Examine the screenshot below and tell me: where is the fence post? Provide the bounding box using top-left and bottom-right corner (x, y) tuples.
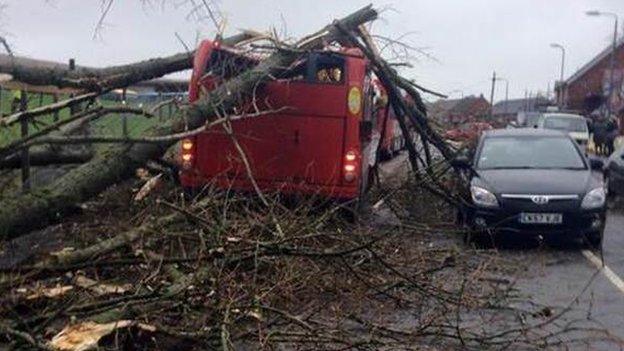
(68, 59), (79, 118)
(158, 92), (163, 120)
(52, 93), (59, 122)
(122, 88), (128, 137)
(20, 89), (30, 192)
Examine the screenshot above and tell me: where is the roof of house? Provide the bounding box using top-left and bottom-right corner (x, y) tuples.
(565, 38), (624, 86)
(492, 97), (551, 115)
(428, 95), (489, 119)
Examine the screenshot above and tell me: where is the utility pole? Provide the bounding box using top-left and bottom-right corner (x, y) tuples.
(489, 71), (496, 119)
(610, 16), (618, 117)
(502, 79), (509, 114)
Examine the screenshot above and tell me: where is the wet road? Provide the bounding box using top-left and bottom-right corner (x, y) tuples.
(378, 153), (624, 348)
(509, 207), (624, 348)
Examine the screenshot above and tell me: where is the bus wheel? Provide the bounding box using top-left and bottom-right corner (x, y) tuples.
(379, 149), (391, 161)
(338, 200), (360, 223)
(183, 186), (199, 201)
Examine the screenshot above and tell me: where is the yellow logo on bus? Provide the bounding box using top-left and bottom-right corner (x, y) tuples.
(347, 86), (362, 116)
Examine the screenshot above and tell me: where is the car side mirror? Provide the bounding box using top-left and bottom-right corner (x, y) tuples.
(451, 154), (471, 169)
(589, 158), (604, 171)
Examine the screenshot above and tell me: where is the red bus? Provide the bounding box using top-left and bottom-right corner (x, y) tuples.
(374, 85), (405, 160)
(179, 40), (399, 200)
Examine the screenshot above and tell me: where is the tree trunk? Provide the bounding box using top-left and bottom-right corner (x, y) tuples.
(0, 33), (256, 92)
(0, 150), (92, 169)
(0, 6), (377, 239)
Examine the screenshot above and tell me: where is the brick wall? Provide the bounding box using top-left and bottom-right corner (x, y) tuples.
(562, 44), (624, 113)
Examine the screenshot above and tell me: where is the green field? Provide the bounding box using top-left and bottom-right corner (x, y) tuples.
(0, 90), (171, 149)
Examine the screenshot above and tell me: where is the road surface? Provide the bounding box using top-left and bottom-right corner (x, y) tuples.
(378, 152), (624, 348)
(509, 207), (624, 348)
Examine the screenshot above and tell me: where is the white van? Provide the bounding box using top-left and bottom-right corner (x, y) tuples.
(537, 113), (590, 151)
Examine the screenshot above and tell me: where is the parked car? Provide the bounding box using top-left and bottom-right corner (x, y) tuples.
(516, 111), (541, 128)
(453, 129), (606, 246)
(605, 145), (624, 196)
(537, 113), (590, 152)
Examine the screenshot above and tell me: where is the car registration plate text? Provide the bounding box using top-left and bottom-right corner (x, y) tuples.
(519, 213), (563, 224)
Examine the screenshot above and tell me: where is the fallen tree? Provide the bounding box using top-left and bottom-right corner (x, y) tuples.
(0, 150), (92, 169)
(0, 178), (615, 350)
(0, 6), (379, 238)
(0, 31), (256, 93)
(0, 5), (617, 350)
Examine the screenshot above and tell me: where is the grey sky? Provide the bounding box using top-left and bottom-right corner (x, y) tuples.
(3, 0), (624, 102)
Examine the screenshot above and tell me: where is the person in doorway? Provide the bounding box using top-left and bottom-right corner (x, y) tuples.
(592, 112), (607, 156)
(605, 114), (619, 156)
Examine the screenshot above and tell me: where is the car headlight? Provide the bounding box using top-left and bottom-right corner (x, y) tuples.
(581, 187), (606, 210)
(470, 186), (499, 208)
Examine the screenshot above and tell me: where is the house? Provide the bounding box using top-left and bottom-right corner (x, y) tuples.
(428, 95), (490, 126)
(556, 38), (624, 117)
(491, 96), (551, 126)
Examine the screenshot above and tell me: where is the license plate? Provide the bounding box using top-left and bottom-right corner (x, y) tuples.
(519, 213), (563, 224)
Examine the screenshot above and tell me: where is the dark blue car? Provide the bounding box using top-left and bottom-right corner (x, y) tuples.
(454, 129), (607, 246)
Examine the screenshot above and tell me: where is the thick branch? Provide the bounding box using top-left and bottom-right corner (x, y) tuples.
(0, 32), (257, 92)
(0, 150), (92, 169)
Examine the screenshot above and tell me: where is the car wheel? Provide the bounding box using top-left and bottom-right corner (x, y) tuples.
(603, 173), (613, 199)
(465, 229), (495, 248)
(455, 208), (466, 226)
(608, 175), (616, 197)
(183, 186), (199, 201)
(586, 231), (603, 248)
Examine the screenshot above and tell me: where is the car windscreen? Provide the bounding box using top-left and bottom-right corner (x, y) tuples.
(477, 136), (586, 170)
(543, 117), (587, 132)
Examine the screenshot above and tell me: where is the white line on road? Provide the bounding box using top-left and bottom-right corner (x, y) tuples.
(581, 250), (624, 294)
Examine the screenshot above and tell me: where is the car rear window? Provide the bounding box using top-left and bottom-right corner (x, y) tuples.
(543, 116), (587, 132)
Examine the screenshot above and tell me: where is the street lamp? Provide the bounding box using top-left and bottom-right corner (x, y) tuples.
(489, 72), (509, 119)
(586, 10), (619, 116)
(550, 43), (566, 108)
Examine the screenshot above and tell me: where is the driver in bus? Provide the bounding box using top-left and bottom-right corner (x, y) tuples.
(316, 68), (330, 82)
